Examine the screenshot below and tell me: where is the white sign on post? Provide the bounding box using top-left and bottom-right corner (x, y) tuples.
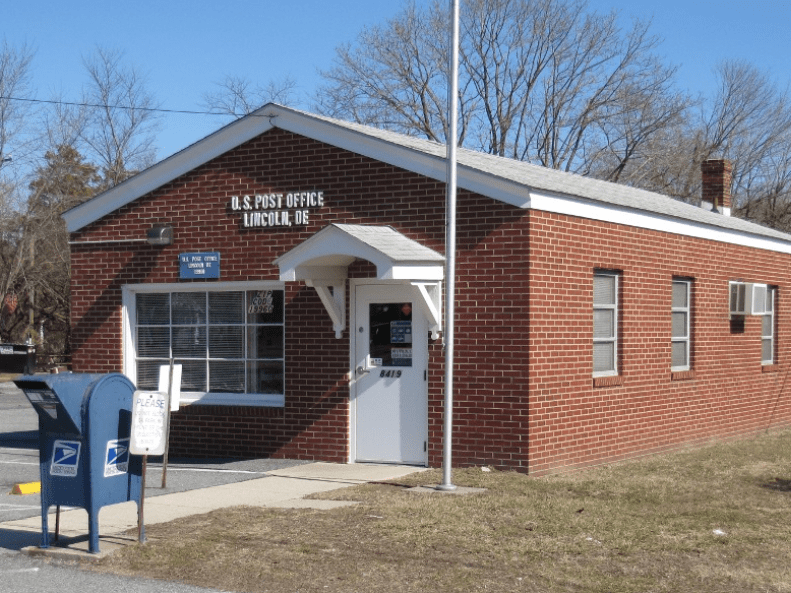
(129, 391), (168, 456)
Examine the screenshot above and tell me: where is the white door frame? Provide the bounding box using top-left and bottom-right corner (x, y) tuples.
(349, 279), (429, 465)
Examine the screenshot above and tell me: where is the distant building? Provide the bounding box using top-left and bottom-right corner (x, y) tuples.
(64, 104), (791, 473)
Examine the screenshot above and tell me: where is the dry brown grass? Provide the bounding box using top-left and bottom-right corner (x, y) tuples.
(93, 428), (791, 592)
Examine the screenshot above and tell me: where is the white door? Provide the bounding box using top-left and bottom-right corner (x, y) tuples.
(353, 284), (428, 465)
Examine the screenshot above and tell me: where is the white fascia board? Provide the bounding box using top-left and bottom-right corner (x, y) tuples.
(387, 265), (445, 281)
(286, 265), (349, 282)
(456, 165), (532, 208)
(64, 114), (278, 233)
(529, 189), (791, 255)
(276, 115), (449, 183)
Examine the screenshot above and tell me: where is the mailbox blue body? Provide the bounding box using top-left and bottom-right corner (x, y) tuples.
(14, 373), (142, 553)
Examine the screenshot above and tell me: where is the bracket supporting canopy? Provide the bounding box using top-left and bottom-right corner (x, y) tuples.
(306, 279), (346, 339)
(412, 281), (442, 340)
(273, 224), (445, 339)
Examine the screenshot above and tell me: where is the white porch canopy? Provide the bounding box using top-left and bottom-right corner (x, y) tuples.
(273, 224), (445, 338)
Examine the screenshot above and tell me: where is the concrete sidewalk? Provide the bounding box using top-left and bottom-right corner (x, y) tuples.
(0, 462), (425, 560)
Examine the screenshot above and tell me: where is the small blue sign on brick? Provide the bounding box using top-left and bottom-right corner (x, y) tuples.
(180, 252), (220, 279)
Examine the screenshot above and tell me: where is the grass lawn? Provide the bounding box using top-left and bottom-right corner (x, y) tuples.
(94, 428), (791, 592)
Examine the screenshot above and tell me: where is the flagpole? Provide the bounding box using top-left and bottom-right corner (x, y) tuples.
(438, 0), (460, 491)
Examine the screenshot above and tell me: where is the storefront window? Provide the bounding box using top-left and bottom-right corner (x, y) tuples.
(135, 289), (284, 399)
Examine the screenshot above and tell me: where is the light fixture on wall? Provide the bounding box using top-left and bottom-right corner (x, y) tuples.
(146, 225), (174, 246)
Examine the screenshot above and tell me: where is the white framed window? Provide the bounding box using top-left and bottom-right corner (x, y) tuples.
(671, 278), (691, 371)
(593, 271), (619, 376)
(123, 281), (285, 407)
(762, 286), (776, 365)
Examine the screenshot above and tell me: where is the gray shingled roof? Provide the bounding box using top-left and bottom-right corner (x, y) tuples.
(332, 224), (445, 263)
(64, 102), (791, 247)
(298, 109), (791, 244)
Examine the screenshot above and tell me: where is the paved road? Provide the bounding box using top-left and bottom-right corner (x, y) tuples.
(0, 550), (233, 593)
(0, 381), (40, 524)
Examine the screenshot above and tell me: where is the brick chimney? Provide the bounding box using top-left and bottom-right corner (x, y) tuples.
(701, 159), (732, 215)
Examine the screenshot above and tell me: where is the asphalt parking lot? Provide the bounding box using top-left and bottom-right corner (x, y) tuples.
(0, 379), (310, 526)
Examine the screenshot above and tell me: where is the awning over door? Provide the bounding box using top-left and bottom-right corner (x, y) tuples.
(274, 224), (444, 338)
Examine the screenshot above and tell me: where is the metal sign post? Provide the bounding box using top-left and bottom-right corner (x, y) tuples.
(154, 360), (181, 488)
(138, 456), (147, 544)
(161, 360), (174, 489)
(130, 388), (168, 544)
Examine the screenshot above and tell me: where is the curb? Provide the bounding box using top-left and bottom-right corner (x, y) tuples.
(10, 481), (41, 495)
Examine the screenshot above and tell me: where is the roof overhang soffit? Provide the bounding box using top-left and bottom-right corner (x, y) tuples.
(273, 224), (445, 338)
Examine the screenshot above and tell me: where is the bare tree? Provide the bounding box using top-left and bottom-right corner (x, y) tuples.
(708, 62), (791, 215)
(0, 144), (100, 353)
(518, 4), (688, 176)
(0, 40), (37, 221)
(0, 45), (159, 357)
(614, 60), (791, 230)
(80, 46), (160, 188)
(317, 1), (453, 141)
(40, 91), (89, 156)
(201, 74), (299, 119)
(0, 40), (35, 163)
(316, 0), (688, 178)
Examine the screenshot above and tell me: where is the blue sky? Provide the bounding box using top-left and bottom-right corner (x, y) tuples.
(3, 0), (790, 161)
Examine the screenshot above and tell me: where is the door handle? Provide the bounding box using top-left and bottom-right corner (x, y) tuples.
(356, 366), (370, 376)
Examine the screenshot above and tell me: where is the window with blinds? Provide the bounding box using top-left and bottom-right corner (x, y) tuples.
(671, 279), (691, 371)
(135, 289), (285, 397)
(593, 271), (619, 376)
(762, 286), (776, 365)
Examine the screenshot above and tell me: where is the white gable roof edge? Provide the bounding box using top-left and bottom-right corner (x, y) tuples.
(63, 111), (279, 232)
(530, 188), (791, 255)
(63, 103), (791, 255)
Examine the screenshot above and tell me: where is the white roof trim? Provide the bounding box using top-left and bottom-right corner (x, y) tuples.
(63, 103), (532, 233)
(529, 188), (791, 255)
(64, 113), (278, 232)
(63, 103), (791, 255)
(273, 224), (445, 282)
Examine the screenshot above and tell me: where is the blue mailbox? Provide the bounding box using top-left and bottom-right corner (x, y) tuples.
(14, 373), (142, 553)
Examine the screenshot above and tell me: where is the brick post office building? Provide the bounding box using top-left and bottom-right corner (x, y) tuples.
(63, 103), (791, 474)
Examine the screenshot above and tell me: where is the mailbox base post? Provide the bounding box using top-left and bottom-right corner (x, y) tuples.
(40, 503), (50, 549)
(89, 512), (100, 554)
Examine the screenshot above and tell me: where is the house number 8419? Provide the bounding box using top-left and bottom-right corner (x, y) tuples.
(380, 370), (402, 378)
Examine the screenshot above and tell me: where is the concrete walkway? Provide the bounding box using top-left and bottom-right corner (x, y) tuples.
(0, 462), (425, 560)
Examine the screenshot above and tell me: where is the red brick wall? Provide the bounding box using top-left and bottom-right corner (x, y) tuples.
(68, 128), (447, 462)
(69, 126), (791, 472)
(438, 198), (530, 469)
(527, 210), (791, 473)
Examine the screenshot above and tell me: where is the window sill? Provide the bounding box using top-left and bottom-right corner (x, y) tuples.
(671, 370), (696, 381)
(180, 393), (285, 407)
(762, 364), (780, 373)
(593, 375), (624, 388)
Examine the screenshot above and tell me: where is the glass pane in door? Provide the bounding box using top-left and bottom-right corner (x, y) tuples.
(369, 302), (413, 367)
